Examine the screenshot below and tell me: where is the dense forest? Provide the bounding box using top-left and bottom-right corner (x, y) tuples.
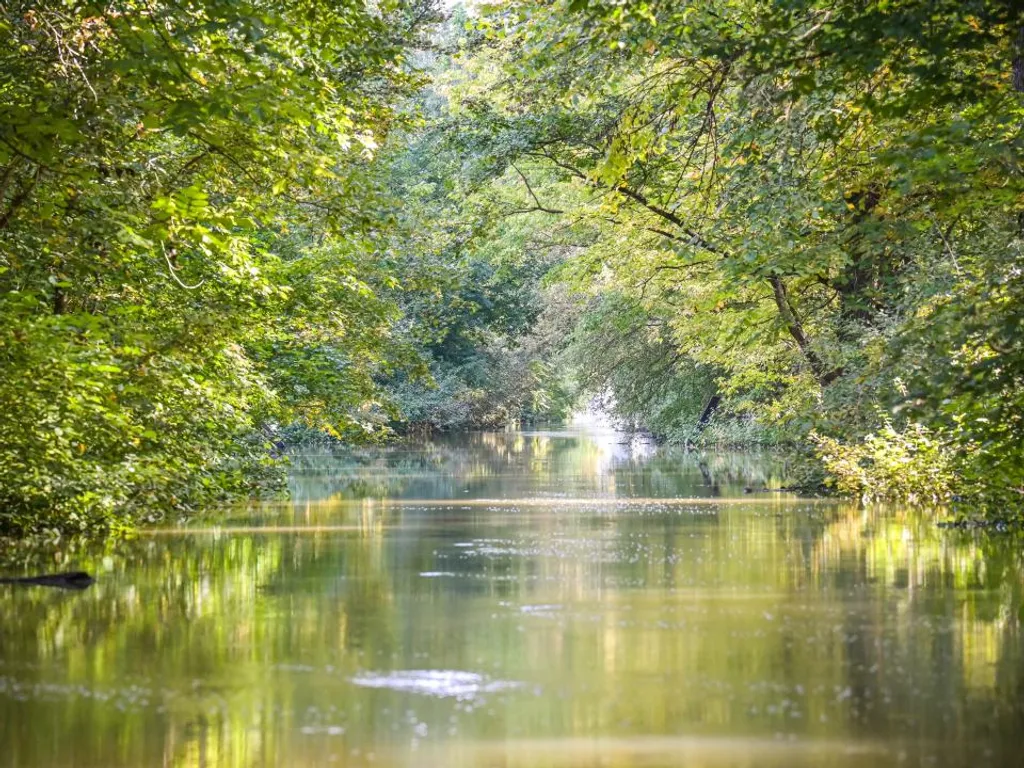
(2, 0), (1023, 536)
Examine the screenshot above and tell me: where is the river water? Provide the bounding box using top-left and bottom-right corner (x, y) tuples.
(1, 424), (1023, 767)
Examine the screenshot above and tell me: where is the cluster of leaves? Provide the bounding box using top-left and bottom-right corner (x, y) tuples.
(812, 423), (957, 505)
(566, 293), (713, 438)
(5, 0), (1024, 534)
(0, 0), (440, 536)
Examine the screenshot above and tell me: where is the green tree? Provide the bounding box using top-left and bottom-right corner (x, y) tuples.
(438, 0), (1024, 505)
(0, 0), (440, 535)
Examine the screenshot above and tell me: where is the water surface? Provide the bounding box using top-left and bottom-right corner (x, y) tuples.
(1, 425), (1022, 767)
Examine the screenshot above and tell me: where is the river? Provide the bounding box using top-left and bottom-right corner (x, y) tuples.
(1, 423), (1022, 767)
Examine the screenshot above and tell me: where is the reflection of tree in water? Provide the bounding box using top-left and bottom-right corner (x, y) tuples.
(2, 495), (1024, 766)
(0, 532), (406, 767)
(284, 432), (795, 504)
(800, 511), (1024, 756)
(285, 433), (535, 502)
(611, 449), (789, 498)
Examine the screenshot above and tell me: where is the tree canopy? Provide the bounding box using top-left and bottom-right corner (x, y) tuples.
(435, 0), (1024, 505)
(2, 0), (1023, 535)
(0, 0), (437, 533)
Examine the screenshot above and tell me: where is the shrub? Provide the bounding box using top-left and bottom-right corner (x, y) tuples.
(812, 422), (957, 504)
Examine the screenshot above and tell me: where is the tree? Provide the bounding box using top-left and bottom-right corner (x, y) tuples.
(0, 0), (440, 535)
(442, 0), (1024, 501)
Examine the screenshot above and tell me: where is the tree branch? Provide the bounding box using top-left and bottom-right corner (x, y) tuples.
(510, 163), (563, 214)
(527, 150), (721, 255)
(768, 275), (841, 384)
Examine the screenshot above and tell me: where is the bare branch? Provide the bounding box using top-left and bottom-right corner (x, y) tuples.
(510, 163), (563, 214)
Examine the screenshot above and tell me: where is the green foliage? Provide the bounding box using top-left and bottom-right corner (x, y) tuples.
(0, 0), (440, 536)
(373, 33), (583, 433)
(425, 0), (1024, 512)
(4, 0), (1024, 533)
(812, 423), (957, 504)
(564, 292), (785, 445)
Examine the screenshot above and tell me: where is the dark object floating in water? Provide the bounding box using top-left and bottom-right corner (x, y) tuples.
(0, 571), (95, 590)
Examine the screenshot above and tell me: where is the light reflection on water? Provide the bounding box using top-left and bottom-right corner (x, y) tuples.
(350, 670), (523, 699)
(0, 423), (1022, 767)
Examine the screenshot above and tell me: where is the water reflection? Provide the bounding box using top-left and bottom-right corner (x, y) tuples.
(0, 426), (1022, 767)
(283, 426), (792, 505)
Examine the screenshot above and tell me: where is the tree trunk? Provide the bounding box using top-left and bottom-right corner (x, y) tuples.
(696, 394), (721, 428)
(1014, 26), (1024, 93)
(0, 571), (94, 590)
(1014, 26), (1023, 234)
(768, 275), (834, 385)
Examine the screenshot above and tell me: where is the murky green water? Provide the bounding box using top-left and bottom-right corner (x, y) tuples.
(2, 425), (1023, 767)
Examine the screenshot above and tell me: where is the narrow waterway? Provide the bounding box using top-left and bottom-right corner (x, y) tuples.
(1, 423), (1022, 767)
